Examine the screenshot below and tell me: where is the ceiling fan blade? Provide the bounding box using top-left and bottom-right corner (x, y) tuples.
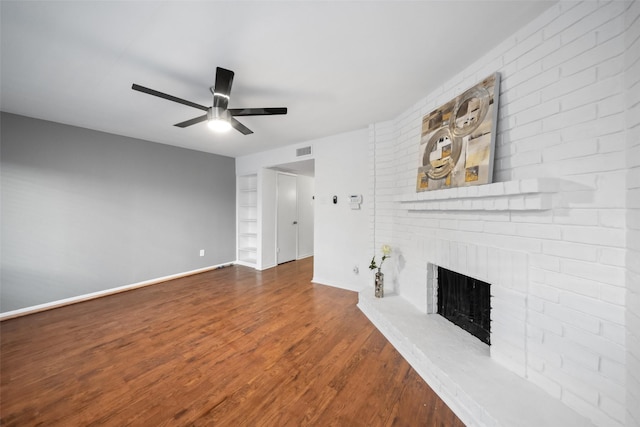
(230, 117), (253, 135)
(174, 114), (208, 128)
(212, 67), (235, 110)
(132, 84), (209, 112)
(228, 107), (288, 117)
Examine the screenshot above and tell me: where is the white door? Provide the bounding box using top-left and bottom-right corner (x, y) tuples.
(277, 173), (297, 264)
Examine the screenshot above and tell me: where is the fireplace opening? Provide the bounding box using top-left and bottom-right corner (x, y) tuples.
(437, 266), (491, 345)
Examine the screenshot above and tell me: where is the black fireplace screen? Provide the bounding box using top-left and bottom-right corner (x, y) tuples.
(437, 267), (491, 345)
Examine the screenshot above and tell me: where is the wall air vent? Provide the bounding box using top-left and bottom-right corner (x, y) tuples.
(296, 146), (312, 157)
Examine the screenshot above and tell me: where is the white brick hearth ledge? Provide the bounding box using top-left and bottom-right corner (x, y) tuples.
(397, 178), (560, 211)
(357, 293), (592, 427)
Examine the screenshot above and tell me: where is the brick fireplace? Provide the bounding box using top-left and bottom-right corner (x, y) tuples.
(398, 179), (556, 378)
(359, 1), (637, 426)
(359, 179), (593, 426)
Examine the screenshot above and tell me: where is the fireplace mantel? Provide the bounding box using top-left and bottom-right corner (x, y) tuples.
(397, 178), (560, 212)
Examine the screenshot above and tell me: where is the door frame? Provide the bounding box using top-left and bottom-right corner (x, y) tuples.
(275, 172), (298, 264)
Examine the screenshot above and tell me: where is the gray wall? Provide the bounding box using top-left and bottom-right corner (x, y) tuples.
(1, 112), (236, 312)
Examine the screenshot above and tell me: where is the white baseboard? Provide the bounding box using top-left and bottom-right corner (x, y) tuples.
(234, 259), (257, 268)
(311, 276), (361, 292)
(258, 263), (277, 271)
(0, 262), (234, 321)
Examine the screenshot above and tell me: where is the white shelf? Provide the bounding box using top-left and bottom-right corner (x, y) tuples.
(237, 174), (259, 267)
(397, 178), (561, 212)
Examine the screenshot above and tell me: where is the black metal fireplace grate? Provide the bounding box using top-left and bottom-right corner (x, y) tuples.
(437, 266), (491, 345)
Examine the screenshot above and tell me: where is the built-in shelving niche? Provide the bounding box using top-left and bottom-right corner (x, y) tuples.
(237, 174), (258, 266)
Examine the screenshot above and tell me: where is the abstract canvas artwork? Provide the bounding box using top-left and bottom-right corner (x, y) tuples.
(416, 73), (500, 192)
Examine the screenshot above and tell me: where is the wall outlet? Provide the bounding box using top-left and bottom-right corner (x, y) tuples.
(199, 249), (205, 257)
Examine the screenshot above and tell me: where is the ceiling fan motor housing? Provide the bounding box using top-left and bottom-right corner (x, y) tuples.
(208, 107), (231, 122)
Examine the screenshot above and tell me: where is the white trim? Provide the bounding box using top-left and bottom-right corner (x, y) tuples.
(235, 259), (258, 269)
(311, 276), (361, 293)
(0, 262), (234, 321)
(257, 262), (277, 271)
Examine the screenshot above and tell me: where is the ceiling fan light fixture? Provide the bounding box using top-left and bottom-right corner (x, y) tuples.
(207, 107), (232, 132)
(207, 118), (232, 132)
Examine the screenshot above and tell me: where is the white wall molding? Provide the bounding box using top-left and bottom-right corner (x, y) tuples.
(0, 262), (234, 321)
(311, 276), (363, 292)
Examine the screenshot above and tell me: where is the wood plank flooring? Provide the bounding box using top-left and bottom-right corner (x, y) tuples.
(0, 258), (464, 426)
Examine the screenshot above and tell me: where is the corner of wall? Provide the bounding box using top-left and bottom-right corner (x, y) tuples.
(625, 1), (640, 426)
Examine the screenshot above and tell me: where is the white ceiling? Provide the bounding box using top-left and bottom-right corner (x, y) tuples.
(1, 1), (555, 159)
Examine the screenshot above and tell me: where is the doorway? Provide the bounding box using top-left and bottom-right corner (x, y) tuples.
(277, 173), (298, 264)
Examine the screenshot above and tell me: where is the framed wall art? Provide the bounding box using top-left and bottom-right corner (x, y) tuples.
(416, 73), (500, 192)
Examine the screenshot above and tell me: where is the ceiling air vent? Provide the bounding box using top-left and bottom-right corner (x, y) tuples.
(296, 146), (312, 157)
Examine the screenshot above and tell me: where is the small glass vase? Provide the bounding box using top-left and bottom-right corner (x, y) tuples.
(375, 271), (384, 298)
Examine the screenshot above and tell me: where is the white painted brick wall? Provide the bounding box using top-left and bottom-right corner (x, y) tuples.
(367, 2), (637, 426)
(369, 121), (397, 295)
(625, 1), (640, 426)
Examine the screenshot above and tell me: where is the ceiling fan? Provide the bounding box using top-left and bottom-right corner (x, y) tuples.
(132, 67), (287, 135)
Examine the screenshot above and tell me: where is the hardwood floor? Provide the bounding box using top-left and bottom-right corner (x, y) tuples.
(0, 258), (464, 426)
